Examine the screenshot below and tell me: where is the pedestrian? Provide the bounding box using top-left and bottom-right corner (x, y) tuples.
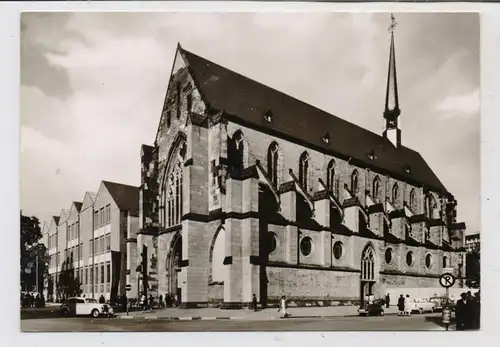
(278, 296), (288, 318)
(140, 293), (146, 312)
(385, 293), (390, 309)
(149, 294), (154, 311)
(99, 294), (105, 304)
(456, 292), (468, 330)
(397, 294), (405, 316)
(404, 294), (412, 316)
(473, 291), (481, 329)
(159, 294), (164, 308)
(252, 294), (258, 312)
(121, 293), (127, 312)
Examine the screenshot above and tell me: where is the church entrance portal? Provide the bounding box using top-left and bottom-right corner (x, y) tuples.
(168, 233), (182, 304)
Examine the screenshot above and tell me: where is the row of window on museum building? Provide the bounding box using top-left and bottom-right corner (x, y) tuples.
(227, 132), (440, 218)
(49, 234), (111, 268)
(266, 232), (450, 270)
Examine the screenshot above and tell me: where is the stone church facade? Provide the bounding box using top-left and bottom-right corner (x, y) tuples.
(136, 28), (467, 308)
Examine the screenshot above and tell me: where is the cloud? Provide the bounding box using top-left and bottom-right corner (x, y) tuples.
(435, 89), (480, 117)
(20, 12), (480, 235)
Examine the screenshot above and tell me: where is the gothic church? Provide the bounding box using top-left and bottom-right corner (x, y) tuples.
(135, 22), (467, 308)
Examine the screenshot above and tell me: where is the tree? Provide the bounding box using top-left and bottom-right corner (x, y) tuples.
(466, 249), (480, 288)
(20, 212), (49, 292)
(57, 256), (82, 299)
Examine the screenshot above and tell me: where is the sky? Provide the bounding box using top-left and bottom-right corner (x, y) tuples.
(20, 12), (480, 234)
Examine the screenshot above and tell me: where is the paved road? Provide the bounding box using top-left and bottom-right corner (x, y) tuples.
(21, 313), (448, 332)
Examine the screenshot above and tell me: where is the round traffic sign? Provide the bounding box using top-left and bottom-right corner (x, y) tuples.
(439, 273), (456, 288)
(125, 284), (132, 291)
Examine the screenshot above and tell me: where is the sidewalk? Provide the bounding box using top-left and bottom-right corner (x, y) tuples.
(116, 304), (401, 320)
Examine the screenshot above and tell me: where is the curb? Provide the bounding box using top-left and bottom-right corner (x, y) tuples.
(116, 312), (400, 320)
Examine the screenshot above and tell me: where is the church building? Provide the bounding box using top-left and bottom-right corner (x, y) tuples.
(136, 20), (467, 308)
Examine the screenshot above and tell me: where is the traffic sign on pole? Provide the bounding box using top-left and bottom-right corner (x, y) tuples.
(439, 273), (456, 288)
(125, 284), (132, 291)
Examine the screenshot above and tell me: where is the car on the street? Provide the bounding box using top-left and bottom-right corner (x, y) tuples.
(429, 296), (456, 312)
(358, 300), (385, 316)
(409, 298), (437, 314)
(60, 297), (114, 318)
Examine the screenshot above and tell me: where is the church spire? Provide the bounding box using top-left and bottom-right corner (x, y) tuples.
(383, 13), (402, 148)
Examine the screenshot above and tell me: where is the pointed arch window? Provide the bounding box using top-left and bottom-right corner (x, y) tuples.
(299, 152), (309, 191)
(425, 194), (437, 219)
(351, 170), (359, 195)
(267, 142), (280, 187)
(409, 189), (417, 212)
(327, 160), (336, 194)
(164, 150), (185, 227)
(372, 176), (381, 201)
(228, 131), (244, 173)
(361, 245), (375, 281)
(392, 183), (399, 205)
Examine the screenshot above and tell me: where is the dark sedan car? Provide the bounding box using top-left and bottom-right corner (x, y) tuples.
(358, 300), (385, 316)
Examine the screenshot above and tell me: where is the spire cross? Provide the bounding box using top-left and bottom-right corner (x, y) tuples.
(389, 13), (397, 34)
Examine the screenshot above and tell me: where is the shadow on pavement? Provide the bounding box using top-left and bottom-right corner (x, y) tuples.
(424, 315), (456, 329)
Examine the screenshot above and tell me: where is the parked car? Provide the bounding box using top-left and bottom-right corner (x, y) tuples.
(429, 296), (456, 312)
(358, 300), (385, 316)
(409, 298), (437, 314)
(60, 297), (114, 318)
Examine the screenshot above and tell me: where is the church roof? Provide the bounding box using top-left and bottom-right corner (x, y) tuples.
(102, 181), (140, 217)
(179, 46), (447, 193)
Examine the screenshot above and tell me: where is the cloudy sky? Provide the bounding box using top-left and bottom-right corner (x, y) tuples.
(20, 12), (479, 234)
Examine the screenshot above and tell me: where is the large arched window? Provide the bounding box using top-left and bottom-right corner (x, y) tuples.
(392, 183), (399, 205)
(425, 194), (437, 219)
(267, 142), (280, 187)
(299, 152), (309, 191)
(164, 148), (185, 227)
(409, 189), (417, 212)
(372, 176), (381, 201)
(351, 170), (359, 195)
(211, 228), (226, 282)
(361, 244), (375, 281)
(327, 160), (336, 193)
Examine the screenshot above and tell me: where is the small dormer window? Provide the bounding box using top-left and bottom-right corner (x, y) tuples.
(404, 165), (411, 174)
(368, 150), (375, 160)
(322, 133), (330, 144)
(264, 110), (273, 123)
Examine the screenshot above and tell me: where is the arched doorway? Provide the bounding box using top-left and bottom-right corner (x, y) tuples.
(360, 244), (376, 302)
(167, 233), (182, 303)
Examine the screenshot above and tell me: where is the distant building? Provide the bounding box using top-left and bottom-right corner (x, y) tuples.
(465, 233), (480, 253)
(136, 19), (468, 308)
(41, 181), (139, 301)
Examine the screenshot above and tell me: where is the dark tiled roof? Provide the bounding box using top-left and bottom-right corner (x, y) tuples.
(180, 47), (447, 192)
(102, 181), (140, 217)
(73, 202), (83, 212)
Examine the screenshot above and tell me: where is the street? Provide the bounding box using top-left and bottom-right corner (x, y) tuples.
(21, 313), (449, 332)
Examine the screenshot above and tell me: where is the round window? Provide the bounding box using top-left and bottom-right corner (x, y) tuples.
(268, 233), (277, 253)
(333, 241), (343, 259)
(406, 252), (414, 266)
(300, 237), (312, 256)
(385, 248), (393, 264)
(425, 254), (432, 269)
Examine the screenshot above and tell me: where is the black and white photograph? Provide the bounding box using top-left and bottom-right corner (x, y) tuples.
(19, 11), (480, 332)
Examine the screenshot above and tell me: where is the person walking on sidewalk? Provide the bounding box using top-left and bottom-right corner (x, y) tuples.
(278, 296), (288, 318)
(385, 293), (390, 309)
(252, 294), (258, 312)
(397, 294), (405, 316)
(404, 294), (412, 316)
